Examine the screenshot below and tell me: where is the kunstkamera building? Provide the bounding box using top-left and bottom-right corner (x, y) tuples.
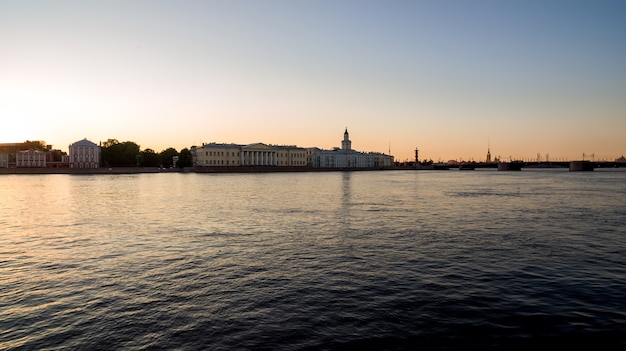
(192, 129), (394, 169)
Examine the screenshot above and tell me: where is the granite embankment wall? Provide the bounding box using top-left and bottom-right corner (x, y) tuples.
(0, 166), (394, 175)
(0, 167), (168, 175)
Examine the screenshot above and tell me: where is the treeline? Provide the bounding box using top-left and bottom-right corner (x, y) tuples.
(100, 139), (192, 168)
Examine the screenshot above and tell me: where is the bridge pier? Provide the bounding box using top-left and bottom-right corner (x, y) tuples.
(497, 161), (524, 171)
(569, 161), (594, 171)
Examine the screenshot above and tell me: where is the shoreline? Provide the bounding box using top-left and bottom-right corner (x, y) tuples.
(0, 166), (396, 175)
(3, 164), (623, 175)
(0, 167), (173, 175)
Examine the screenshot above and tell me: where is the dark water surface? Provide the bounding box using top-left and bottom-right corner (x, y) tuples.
(1, 170), (625, 350)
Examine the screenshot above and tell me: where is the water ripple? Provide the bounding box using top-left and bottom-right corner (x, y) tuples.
(1, 172), (625, 350)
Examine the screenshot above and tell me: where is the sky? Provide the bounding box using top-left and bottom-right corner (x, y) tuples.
(1, 0), (625, 162)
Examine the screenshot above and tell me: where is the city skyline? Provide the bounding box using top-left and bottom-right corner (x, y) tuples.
(2, 0), (625, 162)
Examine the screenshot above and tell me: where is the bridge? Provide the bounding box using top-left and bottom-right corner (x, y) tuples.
(491, 161), (624, 171)
(403, 161), (626, 171)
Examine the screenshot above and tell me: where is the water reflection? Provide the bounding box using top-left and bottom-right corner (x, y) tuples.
(340, 171), (352, 232)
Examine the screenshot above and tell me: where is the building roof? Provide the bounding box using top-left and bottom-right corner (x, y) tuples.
(70, 138), (99, 147)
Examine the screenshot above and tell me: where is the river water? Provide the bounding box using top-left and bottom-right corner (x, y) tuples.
(1, 169), (625, 350)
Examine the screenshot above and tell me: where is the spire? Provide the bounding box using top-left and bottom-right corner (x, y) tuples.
(342, 128), (351, 151)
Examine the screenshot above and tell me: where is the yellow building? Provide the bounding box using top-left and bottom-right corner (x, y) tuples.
(273, 145), (308, 167)
(194, 143), (242, 166)
(193, 143), (308, 167)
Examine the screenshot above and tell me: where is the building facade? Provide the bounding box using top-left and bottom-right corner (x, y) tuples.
(241, 143), (277, 166)
(194, 143), (242, 167)
(0, 153), (8, 168)
(309, 129), (394, 168)
(16, 149), (47, 167)
(274, 146), (308, 166)
(69, 139), (100, 168)
(192, 129), (393, 169)
(193, 142), (307, 167)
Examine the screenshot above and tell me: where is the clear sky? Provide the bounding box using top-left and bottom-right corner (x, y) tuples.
(2, 0), (625, 162)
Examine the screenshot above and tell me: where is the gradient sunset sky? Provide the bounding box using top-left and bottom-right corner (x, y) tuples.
(2, 0), (625, 162)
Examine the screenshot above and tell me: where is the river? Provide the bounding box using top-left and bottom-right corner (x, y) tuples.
(1, 169), (625, 350)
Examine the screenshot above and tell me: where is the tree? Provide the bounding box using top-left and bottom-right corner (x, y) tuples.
(50, 149), (65, 162)
(141, 148), (161, 167)
(178, 148), (193, 168)
(101, 140), (141, 167)
(160, 148), (178, 168)
(21, 140), (47, 150)
(101, 139), (119, 148)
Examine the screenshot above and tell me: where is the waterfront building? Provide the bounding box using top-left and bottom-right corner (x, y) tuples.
(194, 143), (241, 167)
(309, 129), (394, 168)
(274, 145), (308, 167)
(16, 149), (47, 167)
(192, 129), (392, 169)
(69, 139), (100, 168)
(192, 142), (307, 167)
(1, 141), (46, 167)
(241, 143), (277, 166)
(0, 143), (26, 163)
(0, 152), (10, 168)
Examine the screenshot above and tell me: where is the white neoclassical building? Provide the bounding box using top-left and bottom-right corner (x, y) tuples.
(16, 149), (47, 167)
(309, 129), (394, 168)
(69, 138), (100, 168)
